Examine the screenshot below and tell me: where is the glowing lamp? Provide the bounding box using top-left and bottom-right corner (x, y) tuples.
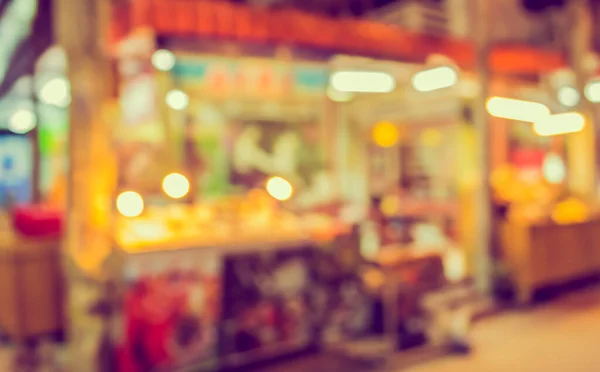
(557, 86), (580, 107)
(38, 77), (71, 107)
(542, 153), (566, 184)
(117, 191), (144, 218)
(372, 121), (399, 148)
(486, 97), (550, 122)
(162, 173), (190, 199)
(411, 66), (458, 92)
(266, 177), (293, 201)
(166, 89), (189, 110)
(330, 71), (395, 93)
(584, 80), (600, 102)
(152, 49), (176, 71)
(8, 109), (37, 134)
(533, 112), (585, 137)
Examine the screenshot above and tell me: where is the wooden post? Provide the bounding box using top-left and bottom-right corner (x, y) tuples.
(471, 0), (492, 293)
(53, 0), (117, 370)
(567, 0), (596, 200)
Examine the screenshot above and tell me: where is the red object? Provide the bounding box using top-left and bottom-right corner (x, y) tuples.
(11, 205), (63, 238)
(511, 149), (545, 169)
(111, 0), (567, 75)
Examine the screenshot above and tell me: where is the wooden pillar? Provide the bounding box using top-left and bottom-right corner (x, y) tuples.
(567, 0), (596, 200)
(471, 0), (493, 293)
(53, 0), (117, 370)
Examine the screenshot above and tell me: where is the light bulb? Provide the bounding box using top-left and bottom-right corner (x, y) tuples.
(8, 109), (36, 134)
(38, 77), (71, 107)
(372, 121), (399, 148)
(411, 66), (458, 92)
(330, 71), (395, 93)
(166, 89), (189, 110)
(486, 97), (550, 122)
(116, 191), (144, 218)
(162, 173), (190, 199)
(557, 86), (580, 107)
(151, 49), (176, 71)
(266, 177), (293, 201)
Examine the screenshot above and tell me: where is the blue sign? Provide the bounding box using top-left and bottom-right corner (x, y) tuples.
(0, 135), (32, 207)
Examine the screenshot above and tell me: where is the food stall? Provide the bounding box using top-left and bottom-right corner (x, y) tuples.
(321, 55), (480, 357)
(488, 75), (600, 303)
(328, 55), (472, 280)
(108, 33), (375, 372)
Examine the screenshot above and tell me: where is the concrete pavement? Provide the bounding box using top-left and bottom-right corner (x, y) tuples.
(250, 286), (600, 372)
(404, 286), (600, 372)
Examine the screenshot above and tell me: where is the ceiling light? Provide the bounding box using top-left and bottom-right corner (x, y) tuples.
(411, 66), (458, 92)
(533, 112), (585, 137)
(557, 86), (580, 107)
(8, 109), (36, 134)
(486, 97), (550, 122)
(330, 71), (395, 93)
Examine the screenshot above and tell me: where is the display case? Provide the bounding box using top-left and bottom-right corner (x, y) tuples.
(106, 34), (366, 371)
(111, 223), (371, 371)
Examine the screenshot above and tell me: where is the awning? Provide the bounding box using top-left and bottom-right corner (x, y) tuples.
(110, 0), (566, 75)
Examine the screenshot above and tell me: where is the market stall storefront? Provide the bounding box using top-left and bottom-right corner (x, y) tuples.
(48, 0), (600, 370)
(109, 33), (377, 372)
(328, 55), (475, 279)
(486, 75), (600, 304)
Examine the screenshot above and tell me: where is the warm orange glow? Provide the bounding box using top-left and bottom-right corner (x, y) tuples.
(372, 121), (399, 148)
(380, 195), (400, 217)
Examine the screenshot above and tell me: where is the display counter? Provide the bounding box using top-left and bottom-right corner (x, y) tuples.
(500, 217), (600, 304)
(112, 226), (372, 372)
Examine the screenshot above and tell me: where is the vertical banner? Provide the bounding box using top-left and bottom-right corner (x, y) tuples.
(117, 250), (223, 372)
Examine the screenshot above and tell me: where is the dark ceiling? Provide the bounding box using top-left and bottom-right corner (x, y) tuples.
(231, 0), (422, 17)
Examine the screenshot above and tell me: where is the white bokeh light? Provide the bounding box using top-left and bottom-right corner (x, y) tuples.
(486, 97), (550, 122)
(533, 112), (585, 137)
(411, 66), (459, 92)
(8, 109), (36, 134)
(330, 71), (395, 93)
(38, 77), (71, 107)
(584, 80), (600, 103)
(162, 173), (190, 199)
(151, 49), (176, 71)
(116, 191), (144, 218)
(557, 86), (580, 107)
(542, 153), (566, 184)
(266, 176), (293, 201)
(165, 89), (189, 110)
